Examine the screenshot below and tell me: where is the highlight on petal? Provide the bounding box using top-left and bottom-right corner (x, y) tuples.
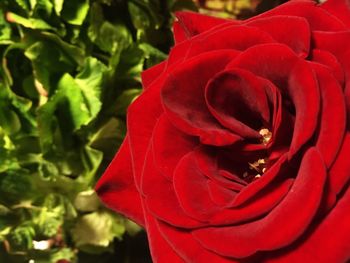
(193, 148), (327, 258)
(95, 138), (145, 226)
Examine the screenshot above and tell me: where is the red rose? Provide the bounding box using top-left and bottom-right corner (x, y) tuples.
(96, 0), (350, 262)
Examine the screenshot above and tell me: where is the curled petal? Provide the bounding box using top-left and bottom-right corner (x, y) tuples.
(193, 148), (327, 258)
(228, 43), (320, 158)
(161, 50), (242, 146)
(205, 68), (270, 139)
(265, 182), (350, 263)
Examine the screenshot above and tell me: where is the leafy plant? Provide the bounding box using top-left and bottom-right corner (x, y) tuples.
(0, 0), (198, 262)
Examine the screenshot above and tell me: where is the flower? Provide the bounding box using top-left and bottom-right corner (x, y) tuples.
(96, 0), (350, 262)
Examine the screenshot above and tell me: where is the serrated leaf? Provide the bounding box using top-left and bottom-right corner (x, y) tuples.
(25, 41), (76, 94)
(37, 57), (107, 152)
(88, 3), (132, 54)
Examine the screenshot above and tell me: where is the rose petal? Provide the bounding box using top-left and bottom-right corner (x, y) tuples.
(142, 144), (205, 228)
(228, 43), (320, 158)
(158, 222), (238, 263)
(144, 212), (185, 263)
(321, 0), (350, 28)
(205, 68), (271, 139)
(325, 133), (350, 209)
(311, 63), (346, 168)
(152, 114), (198, 180)
(313, 31), (350, 124)
(193, 148), (327, 258)
(247, 1), (346, 31)
(173, 11), (234, 42)
(245, 15), (311, 57)
(265, 182), (350, 263)
(231, 153), (288, 207)
(207, 180), (238, 207)
(161, 50), (242, 146)
(142, 61), (167, 89)
(311, 49), (344, 86)
(186, 25), (274, 59)
(173, 151), (221, 221)
(95, 138), (145, 226)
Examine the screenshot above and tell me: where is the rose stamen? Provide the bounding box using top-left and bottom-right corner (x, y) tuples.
(259, 128), (272, 145)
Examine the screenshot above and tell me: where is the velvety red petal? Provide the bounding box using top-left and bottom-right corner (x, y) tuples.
(95, 138), (145, 226)
(321, 0), (350, 28)
(193, 148), (327, 258)
(265, 182), (350, 263)
(186, 25), (274, 59)
(173, 11), (234, 42)
(209, 178), (293, 226)
(205, 68), (270, 139)
(161, 50), (242, 146)
(245, 15), (310, 58)
(247, 1), (346, 31)
(228, 43), (320, 158)
(152, 114), (198, 180)
(158, 222), (238, 263)
(311, 49), (344, 86)
(142, 143), (205, 228)
(311, 63), (346, 168)
(173, 151), (221, 221)
(207, 180), (238, 207)
(313, 31), (350, 124)
(144, 212), (185, 263)
(141, 61), (167, 89)
(325, 133), (350, 209)
(231, 154), (288, 207)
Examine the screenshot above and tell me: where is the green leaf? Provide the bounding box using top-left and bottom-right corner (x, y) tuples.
(6, 12), (54, 30)
(71, 211), (125, 248)
(52, 0), (64, 15)
(88, 3), (132, 54)
(0, 103), (21, 135)
(61, 0), (89, 25)
(37, 57), (107, 152)
(89, 118), (125, 159)
(74, 190), (100, 212)
(8, 223), (35, 251)
(115, 89), (141, 115)
(0, 10), (12, 45)
(24, 41), (77, 94)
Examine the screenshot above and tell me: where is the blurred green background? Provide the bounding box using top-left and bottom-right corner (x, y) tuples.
(0, 0), (287, 262)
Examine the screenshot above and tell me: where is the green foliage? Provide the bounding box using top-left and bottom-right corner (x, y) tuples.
(0, 0), (198, 261)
